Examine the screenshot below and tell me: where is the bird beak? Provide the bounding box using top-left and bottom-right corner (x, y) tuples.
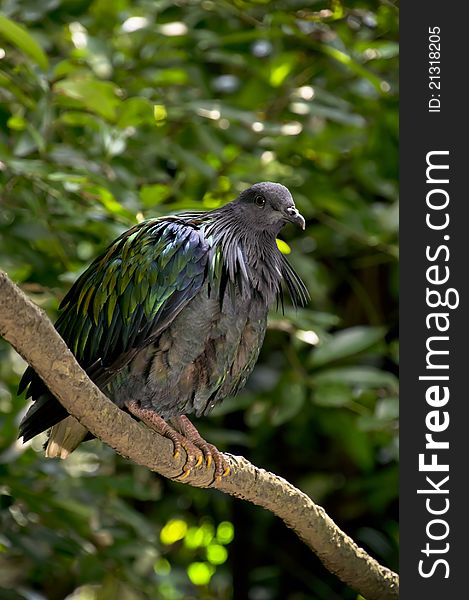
(285, 206), (306, 230)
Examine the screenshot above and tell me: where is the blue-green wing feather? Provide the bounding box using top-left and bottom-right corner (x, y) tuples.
(19, 218), (210, 440)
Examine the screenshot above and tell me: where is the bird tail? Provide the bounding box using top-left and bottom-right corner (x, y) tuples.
(45, 416), (88, 459)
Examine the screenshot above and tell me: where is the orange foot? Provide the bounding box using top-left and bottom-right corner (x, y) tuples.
(171, 415), (231, 481)
(126, 401), (230, 481)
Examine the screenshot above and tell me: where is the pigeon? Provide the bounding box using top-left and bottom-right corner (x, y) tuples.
(19, 182), (308, 478)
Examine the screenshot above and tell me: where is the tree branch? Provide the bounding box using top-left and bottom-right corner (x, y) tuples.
(0, 270), (399, 600)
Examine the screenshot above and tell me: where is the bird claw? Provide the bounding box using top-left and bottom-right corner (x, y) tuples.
(125, 404), (226, 479)
(208, 445), (230, 481)
(179, 467), (192, 481)
(174, 438), (204, 478)
(215, 467), (230, 483)
(172, 443), (181, 460)
(176, 439), (230, 482)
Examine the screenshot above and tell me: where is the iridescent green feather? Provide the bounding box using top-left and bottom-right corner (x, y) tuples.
(19, 219), (212, 398)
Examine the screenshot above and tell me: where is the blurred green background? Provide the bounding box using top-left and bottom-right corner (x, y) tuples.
(0, 1), (398, 599)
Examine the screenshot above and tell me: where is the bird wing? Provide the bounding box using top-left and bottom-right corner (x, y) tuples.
(19, 217), (210, 440)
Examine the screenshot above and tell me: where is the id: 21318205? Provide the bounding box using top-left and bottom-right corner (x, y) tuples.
(428, 26), (441, 113)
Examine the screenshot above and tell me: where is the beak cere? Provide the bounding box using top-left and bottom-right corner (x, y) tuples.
(286, 206), (306, 230)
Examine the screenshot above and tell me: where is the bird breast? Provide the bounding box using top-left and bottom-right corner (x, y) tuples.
(108, 281), (268, 419)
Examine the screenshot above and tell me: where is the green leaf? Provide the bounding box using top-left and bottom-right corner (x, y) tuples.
(7, 115), (27, 130)
(322, 412), (374, 471)
(187, 562), (215, 586)
(276, 238), (291, 254)
(310, 326), (386, 368)
(313, 366), (398, 392)
(357, 397), (399, 431)
(83, 184), (133, 218)
(53, 79), (120, 121)
(269, 52), (298, 87)
(270, 382), (305, 425)
(317, 42), (384, 92)
(0, 15), (48, 70)
(117, 97), (154, 128)
(306, 103), (366, 127)
(140, 184), (172, 208)
(152, 68), (188, 85)
(0, 71), (35, 107)
(312, 382), (352, 407)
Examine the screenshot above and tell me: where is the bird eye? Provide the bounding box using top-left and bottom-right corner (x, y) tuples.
(254, 194), (265, 208)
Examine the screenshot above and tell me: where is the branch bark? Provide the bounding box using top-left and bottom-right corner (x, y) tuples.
(0, 270), (399, 600)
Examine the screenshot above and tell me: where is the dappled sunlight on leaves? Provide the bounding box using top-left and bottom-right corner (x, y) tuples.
(0, 0), (397, 598)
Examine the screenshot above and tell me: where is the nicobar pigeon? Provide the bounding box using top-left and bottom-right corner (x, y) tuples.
(19, 182), (308, 478)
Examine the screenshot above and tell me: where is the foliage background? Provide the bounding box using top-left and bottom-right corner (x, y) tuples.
(0, 1), (398, 599)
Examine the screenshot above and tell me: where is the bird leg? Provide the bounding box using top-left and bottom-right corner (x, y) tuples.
(126, 401), (203, 478)
(170, 415), (230, 480)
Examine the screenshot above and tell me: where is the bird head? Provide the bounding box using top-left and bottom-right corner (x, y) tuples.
(234, 182), (305, 234)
